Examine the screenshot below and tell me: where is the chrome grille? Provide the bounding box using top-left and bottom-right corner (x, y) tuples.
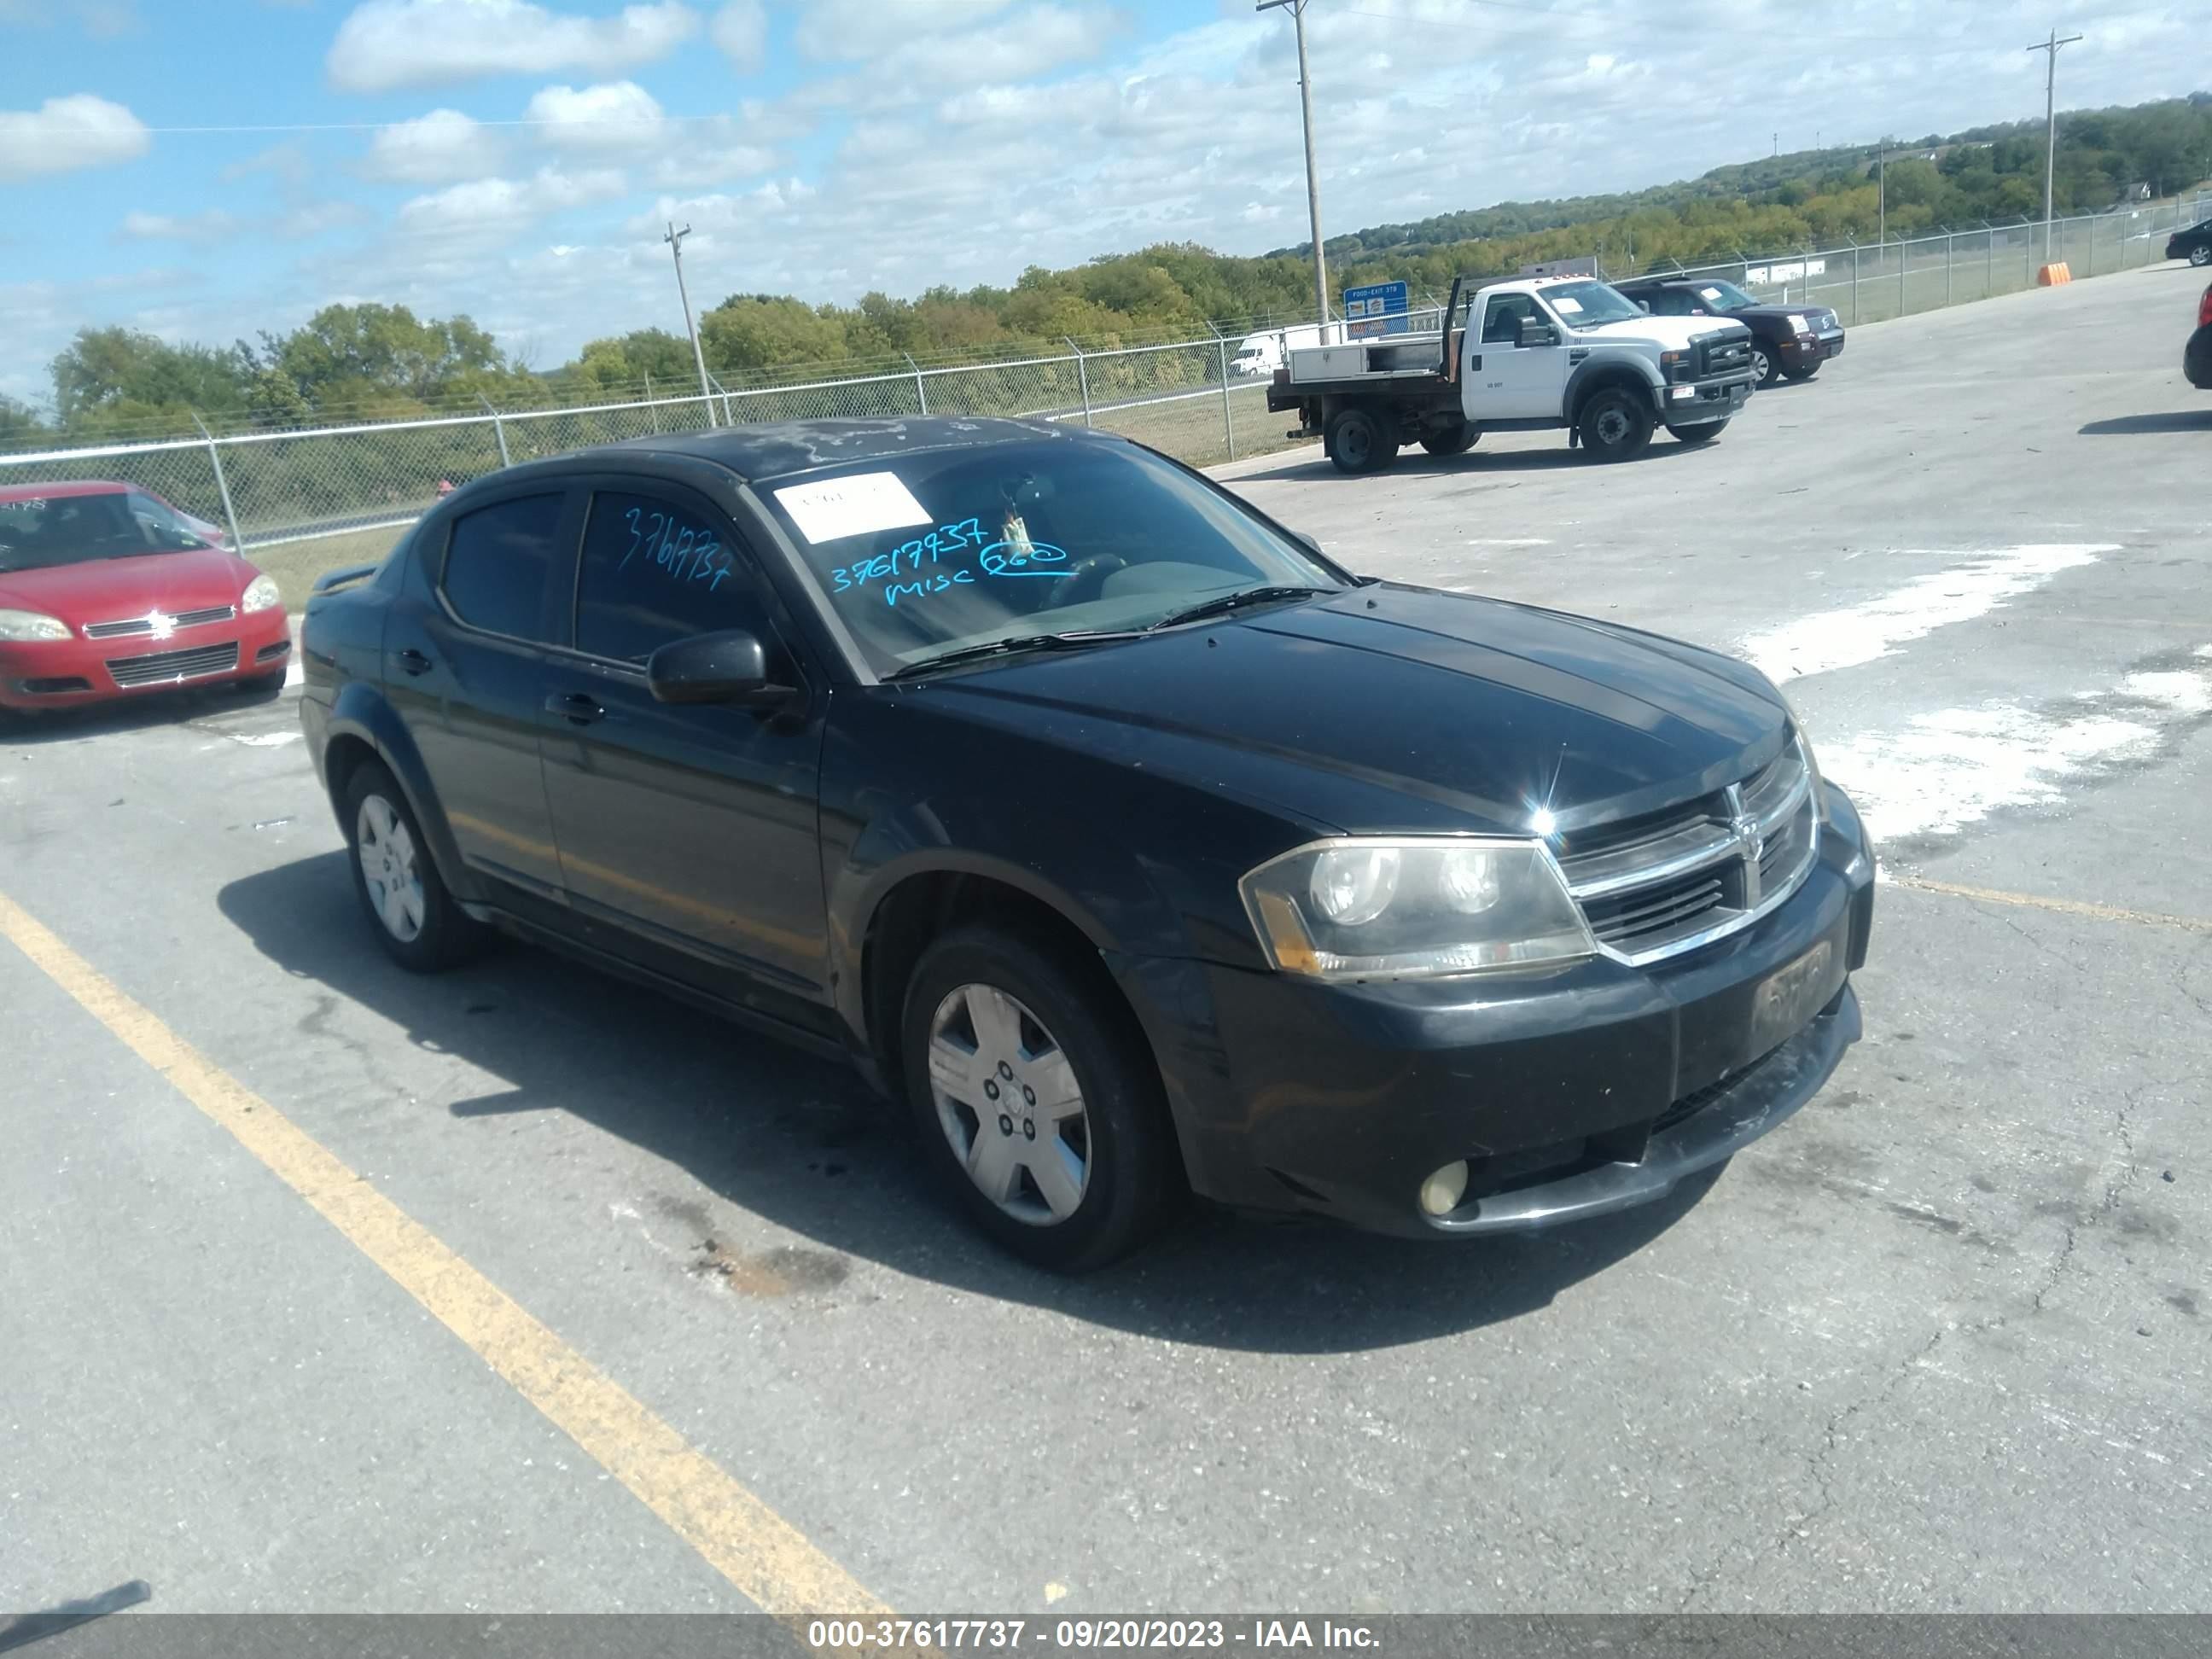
(106, 641), (240, 687)
(1556, 734), (1819, 966)
(84, 604), (236, 640)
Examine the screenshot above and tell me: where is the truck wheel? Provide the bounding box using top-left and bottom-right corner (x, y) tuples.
(1749, 344), (1781, 389)
(1576, 387), (1654, 463)
(1419, 422), (1478, 457)
(1671, 421), (1726, 445)
(1324, 406), (1394, 474)
(1780, 362), (1820, 382)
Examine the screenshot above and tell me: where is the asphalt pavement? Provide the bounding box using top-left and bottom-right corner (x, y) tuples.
(3, 263), (2208, 1623)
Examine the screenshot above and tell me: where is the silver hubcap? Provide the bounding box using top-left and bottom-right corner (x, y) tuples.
(1593, 406), (1631, 445)
(1754, 347), (1772, 381)
(928, 983), (1089, 1226)
(356, 795), (426, 943)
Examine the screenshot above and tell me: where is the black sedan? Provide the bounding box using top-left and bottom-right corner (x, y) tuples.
(2167, 216), (2212, 268)
(299, 418), (1876, 1269)
(1613, 276), (1845, 389)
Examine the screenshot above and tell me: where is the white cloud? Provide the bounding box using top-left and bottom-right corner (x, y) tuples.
(120, 208), (242, 244)
(708, 0), (763, 72)
(806, 3), (1125, 96)
(222, 140), (313, 187)
(326, 0), (698, 92)
(524, 79), (665, 151)
(274, 201), (371, 240)
(394, 165), (629, 244)
(792, 0), (1015, 61)
(0, 93), (148, 181)
(364, 108), (506, 183)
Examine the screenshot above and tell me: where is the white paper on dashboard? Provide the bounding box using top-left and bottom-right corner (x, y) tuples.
(1552, 295), (1584, 314)
(773, 472), (934, 544)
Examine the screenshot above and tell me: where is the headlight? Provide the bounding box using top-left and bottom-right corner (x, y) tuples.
(0, 608), (71, 642)
(241, 573), (282, 613)
(1778, 691), (1827, 824)
(1241, 836), (1595, 981)
(1785, 314), (1809, 334)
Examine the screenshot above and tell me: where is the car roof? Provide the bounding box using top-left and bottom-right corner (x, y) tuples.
(590, 416), (1095, 486)
(0, 480), (137, 503)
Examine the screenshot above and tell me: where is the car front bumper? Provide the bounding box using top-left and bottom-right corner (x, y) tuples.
(0, 608), (291, 710)
(1654, 373), (1753, 426)
(1110, 783), (1877, 1239)
(1781, 330), (1846, 364)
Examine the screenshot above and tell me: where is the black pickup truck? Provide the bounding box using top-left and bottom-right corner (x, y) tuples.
(1611, 276), (1846, 390)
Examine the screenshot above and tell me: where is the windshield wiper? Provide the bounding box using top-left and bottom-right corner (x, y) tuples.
(885, 629), (1139, 681)
(1146, 585), (1331, 632)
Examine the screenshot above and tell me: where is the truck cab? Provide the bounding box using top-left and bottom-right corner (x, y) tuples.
(1267, 275), (1757, 473)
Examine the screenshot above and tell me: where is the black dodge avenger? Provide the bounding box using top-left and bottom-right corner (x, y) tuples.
(300, 418), (1875, 1270)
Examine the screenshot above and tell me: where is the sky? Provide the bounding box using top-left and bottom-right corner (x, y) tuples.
(0, 0), (2202, 409)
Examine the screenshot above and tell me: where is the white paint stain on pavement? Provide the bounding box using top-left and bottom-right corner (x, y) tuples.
(1740, 544), (2113, 683)
(1823, 649), (2212, 842)
(228, 731), (300, 748)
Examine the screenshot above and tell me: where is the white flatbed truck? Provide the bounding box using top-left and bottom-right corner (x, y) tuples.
(1267, 273), (1758, 473)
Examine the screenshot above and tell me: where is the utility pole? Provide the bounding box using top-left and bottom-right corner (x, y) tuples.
(1877, 141), (1889, 249)
(1257, 0), (1328, 335)
(2025, 29), (2083, 260)
(663, 220), (715, 425)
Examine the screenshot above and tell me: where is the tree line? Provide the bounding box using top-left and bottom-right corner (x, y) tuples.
(7, 91), (2205, 450)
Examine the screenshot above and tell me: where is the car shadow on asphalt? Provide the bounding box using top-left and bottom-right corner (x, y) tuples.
(1231, 439), (1709, 486)
(0, 682), (286, 746)
(2077, 410), (2212, 436)
(218, 851), (1720, 1355)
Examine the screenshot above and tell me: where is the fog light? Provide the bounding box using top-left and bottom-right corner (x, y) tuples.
(1420, 1160), (1470, 1217)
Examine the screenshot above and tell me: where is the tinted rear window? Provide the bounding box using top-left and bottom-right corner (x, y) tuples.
(441, 494), (565, 640)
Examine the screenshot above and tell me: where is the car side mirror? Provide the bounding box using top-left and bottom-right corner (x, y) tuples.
(1635, 300), (1651, 313)
(646, 630), (794, 710)
(1516, 317), (1558, 348)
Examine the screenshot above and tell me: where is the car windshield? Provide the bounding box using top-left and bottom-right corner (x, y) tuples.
(1543, 280), (1648, 329)
(1692, 281), (1759, 311)
(760, 437), (1342, 678)
(0, 490), (216, 573)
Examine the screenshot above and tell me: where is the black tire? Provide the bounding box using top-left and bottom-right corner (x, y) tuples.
(1671, 421), (1726, 445)
(1419, 422), (1478, 457)
(899, 924), (1179, 1272)
(341, 760), (485, 972)
(1780, 362), (1820, 383)
(1324, 405), (1394, 474)
(1749, 342), (1782, 389)
(1575, 386), (1655, 463)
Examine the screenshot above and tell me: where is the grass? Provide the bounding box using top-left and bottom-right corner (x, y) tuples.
(247, 523), (410, 613)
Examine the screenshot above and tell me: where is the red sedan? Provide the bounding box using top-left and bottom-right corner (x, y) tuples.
(0, 480), (291, 712)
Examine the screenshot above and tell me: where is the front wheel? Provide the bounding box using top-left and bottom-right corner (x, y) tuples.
(342, 760), (485, 971)
(1324, 405), (1395, 474)
(901, 925), (1178, 1271)
(1780, 362), (1820, 383)
(1576, 387), (1655, 463)
(1419, 422), (1478, 457)
(1749, 343), (1781, 388)
(2191, 245), (2211, 268)
(1671, 421), (1726, 445)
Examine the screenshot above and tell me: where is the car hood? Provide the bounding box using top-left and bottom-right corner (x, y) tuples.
(0, 546), (256, 623)
(920, 585), (1789, 837)
(1724, 303), (1839, 328)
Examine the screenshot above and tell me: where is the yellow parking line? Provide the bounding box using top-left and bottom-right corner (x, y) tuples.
(1883, 872), (2212, 934)
(0, 888), (886, 1619)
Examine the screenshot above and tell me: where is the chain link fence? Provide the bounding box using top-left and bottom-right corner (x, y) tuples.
(4, 196), (2204, 589)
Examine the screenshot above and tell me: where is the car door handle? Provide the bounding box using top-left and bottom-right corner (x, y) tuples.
(395, 648), (434, 676)
(545, 692), (605, 725)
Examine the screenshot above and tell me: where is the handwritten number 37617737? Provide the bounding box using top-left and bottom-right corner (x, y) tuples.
(621, 506), (732, 591)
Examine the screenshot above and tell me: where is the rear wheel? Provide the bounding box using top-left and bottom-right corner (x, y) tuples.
(900, 925), (1178, 1271)
(1576, 387), (1655, 463)
(2191, 245), (2211, 267)
(341, 760), (484, 971)
(1324, 405), (1394, 474)
(1749, 343), (1781, 389)
(1419, 422), (1478, 457)
(1671, 421), (1726, 445)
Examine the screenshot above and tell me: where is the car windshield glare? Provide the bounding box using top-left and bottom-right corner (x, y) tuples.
(760, 438), (1343, 678)
(1543, 281), (1647, 329)
(0, 491), (214, 573)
